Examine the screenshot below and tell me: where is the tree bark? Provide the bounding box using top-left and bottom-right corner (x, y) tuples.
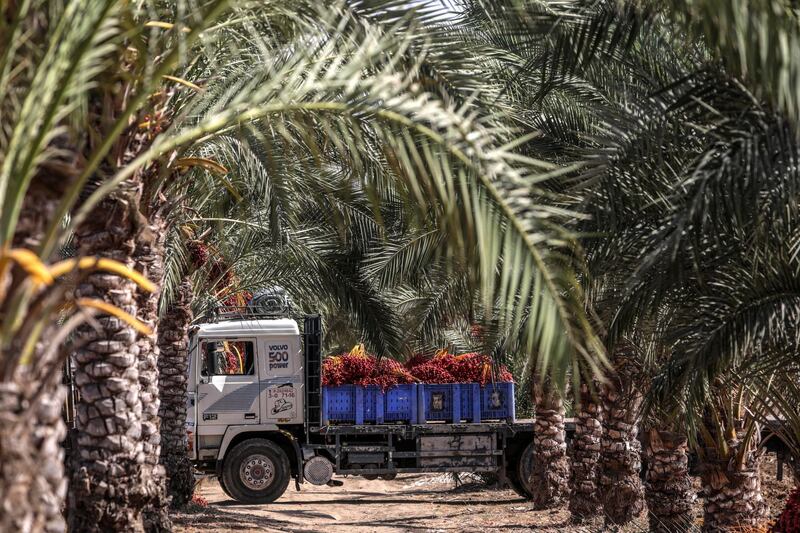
(531, 376), (569, 509)
(68, 185), (149, 532)
(700, 438), (769, 532)
(0, 381), (67, 533)
(568, 381), (603, 522)
(157, 279), (195, 508)
(598, 343), (645, 527)
(0, 175), (75, 532)
(133, 214), (171, 531)
(644, 428), (693, 533)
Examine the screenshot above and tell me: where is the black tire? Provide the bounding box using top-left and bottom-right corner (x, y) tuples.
(222, 438), (291, 504)
(361, 464), (379, 481)
(505, 467), (526, 497)
(506, 441), (535, 500)
(217, 475), (234, 500)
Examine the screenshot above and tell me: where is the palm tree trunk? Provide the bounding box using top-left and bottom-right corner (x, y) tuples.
(68, 185), (149, 532)
(133, 214), (171, 531)
(157, 279), (195, 508)
(531, 375), (569, 509)
(568, 381), (603, 522)
(598, 343), (645, 527)
(644, 428), (693, 533)
(0, 380), (67, 533)
(700, 440), (768, 532)
(0, 176), (73, 532)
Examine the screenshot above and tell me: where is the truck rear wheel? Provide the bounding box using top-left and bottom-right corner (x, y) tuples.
(222, 438), (290, 504)
(506, 441), (535, 500)
(362, 464), (379, 481)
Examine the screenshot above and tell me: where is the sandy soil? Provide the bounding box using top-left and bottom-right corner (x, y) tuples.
(173, 456), (794, 533)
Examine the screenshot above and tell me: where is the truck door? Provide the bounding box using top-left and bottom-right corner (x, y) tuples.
(196, 338), (261, 426)
(259, 334), (304, 424)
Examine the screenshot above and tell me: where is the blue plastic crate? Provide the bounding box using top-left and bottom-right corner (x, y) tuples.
(458, 383), (482, 423)
(362, 385), (384, 423)
(419, 383), (507, 423)
(322, 385), (383, 424)
(384, 384), (418, 423)
(480, 382), (515, 421)
(321, 385), (355, 424)
(420, 383), (471, 423)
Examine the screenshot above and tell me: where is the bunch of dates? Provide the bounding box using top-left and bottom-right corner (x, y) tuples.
(323, 346), (513, 388)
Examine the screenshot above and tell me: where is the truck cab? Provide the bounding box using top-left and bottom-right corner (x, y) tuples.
(188, 318), (303, 456)
(187, 313), (538, 504)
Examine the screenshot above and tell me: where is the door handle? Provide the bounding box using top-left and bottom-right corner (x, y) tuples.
(244, 413), (257, 420)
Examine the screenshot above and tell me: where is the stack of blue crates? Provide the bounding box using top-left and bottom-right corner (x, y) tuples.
(417, 382), (514, 423)
(322, 383), (419, 425)
(321, 382), (514, 425)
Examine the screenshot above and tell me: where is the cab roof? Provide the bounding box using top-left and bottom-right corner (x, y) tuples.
(195, 318), (300, 337)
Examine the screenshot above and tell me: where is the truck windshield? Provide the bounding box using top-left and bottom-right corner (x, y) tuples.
(201, 340), (255, 376)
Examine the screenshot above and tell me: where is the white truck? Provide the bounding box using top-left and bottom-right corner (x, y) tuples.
(187, 313), (539, 503)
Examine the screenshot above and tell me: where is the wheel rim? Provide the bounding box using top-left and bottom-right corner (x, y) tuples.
(240, 453), (275, 491)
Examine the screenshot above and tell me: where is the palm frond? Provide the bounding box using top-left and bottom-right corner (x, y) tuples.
(142, 3), (605, 383)
(663, 0), (800, 128)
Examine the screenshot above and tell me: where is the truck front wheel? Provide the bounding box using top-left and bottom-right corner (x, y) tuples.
(218, 475), (234, 500)
(222, 438), (291, 504)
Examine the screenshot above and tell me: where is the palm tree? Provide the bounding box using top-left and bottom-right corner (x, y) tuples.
(2, 200), (74, 533)
(565, 5), (800, 527)
(529, 372), (570, 508)
(638, 338), (695, 532)
(434, 1), (659, 520)
(749, 366), (800, 487)
(568, 380), (604, 522)
(0, 1), (179, 531)
(132, 203), (172, 531)
(157, 278), (195, 509)
(698, 390), (770, 530)
(641, 232), (800, 530)
(438, 2), (799, 528)
(596, 342), (646, 525)
(2, 165), (79, 531)
(62, 5), (520, 528)
(643, 427), (693, 533)
(596, 76), (800, 530)
(24, 1), (800, 530)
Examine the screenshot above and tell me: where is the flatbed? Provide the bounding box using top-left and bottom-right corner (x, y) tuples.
(313, 420), (535, 436)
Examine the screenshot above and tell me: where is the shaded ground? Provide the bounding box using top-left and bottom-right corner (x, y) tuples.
(173, 455), (794, 532)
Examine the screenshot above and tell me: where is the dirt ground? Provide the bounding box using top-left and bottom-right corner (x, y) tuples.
(173, 455), (795, 533)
